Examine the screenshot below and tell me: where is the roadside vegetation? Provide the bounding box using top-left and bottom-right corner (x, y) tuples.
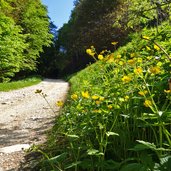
(33, 20), (171, 170)
(1, 0), (171, 170)
(0, 76), (42, 92)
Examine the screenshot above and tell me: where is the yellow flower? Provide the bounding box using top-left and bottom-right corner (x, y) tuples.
(86, 49), (95, 56)
(56, 100), (64, 107)
(138, 90), (148, 96)
(107, 105), (113, 109)
(154, 44), (160, 51)
(122, 75), (132, 83)
(96, 100), (101, 105)
(71, 94), (78, 100)
(128, 59), (135, 65)
(164, 90), (171, 93)
(142, 36), (150, 40)
(111, 41), (118, 45)
(144, 100), (152, 108)
(100, 50), (105, 54)
(99, 97), (105, 101)
(146, 46), (151, 50)
(149, 66), (161, 75)
(119, 61), (124, 65)
(81, 91), (90, 98)
(117, 54), (121, 58)
(107, 54), (114, 63)
(134, 67), (143, 75)
(124, 95), (129, 101)
(137, 58), (143, 63)
(92, 95), (99, 100)
(98, 54), (104, 60)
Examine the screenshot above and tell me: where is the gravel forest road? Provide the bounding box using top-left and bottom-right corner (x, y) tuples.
(0, 79), (69, 171)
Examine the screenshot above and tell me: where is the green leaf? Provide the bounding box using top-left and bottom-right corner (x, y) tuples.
(87, 149), (99, 155)
(49, 153), (67, 163)
(65, 161), (81, 169)
(136, 140), (157, 150)
(66, 134), (79, 139)
(106, 131), (119, 137)
(98, 123), (104, 130)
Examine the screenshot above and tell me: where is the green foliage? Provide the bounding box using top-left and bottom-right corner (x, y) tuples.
(115, 0), (171, 30)
(19, 0), (53, 70)
(0, 0), (52, 81)
(56, 0), (129, 75)
(0, 12), (27, 82)
(35, 22), (171, 170)
(0, 76), (42, 91)
(55, 0), (171, 76)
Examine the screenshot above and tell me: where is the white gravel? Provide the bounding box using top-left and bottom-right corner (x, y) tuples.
(0, 79), (69, 170)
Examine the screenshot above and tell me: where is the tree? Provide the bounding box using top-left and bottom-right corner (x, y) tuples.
(55, 0), (171, 76)
(0, 0), (53, 81)
(0, 1), (27, 81)
(13, 0), (53, 72)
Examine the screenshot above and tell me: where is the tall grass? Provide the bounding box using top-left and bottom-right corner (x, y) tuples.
(35, 22), (171, 171)
(0, 76), (42, 91)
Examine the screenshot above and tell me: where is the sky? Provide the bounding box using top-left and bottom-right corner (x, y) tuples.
(42, 0), (75, 29)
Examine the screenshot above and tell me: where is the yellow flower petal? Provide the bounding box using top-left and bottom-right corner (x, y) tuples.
(81, 91), (90, 98)
(149, 66), (161, 74)
(122, 76), (132, 83)
(154, 44), (160, 51)
(86, 49), (95, 56)
(98, 54), (104, 60)
(142, 36), (150, 40)
(99, 97), (105, 101)
(134, 67), (143, 75)
(144, 100), (152, 108)
(164, 90), (171, 93)
(71, 94), (78, 100)
(111, 41), (118, 45)
(56, 101), (64, 107)
(138, 90), (148, 96)
(128, 59), (135, 65)
(107, 105), (113, 109)
(92, 95), (99, 100)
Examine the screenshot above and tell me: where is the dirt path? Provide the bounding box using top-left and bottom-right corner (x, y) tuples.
(0, 79), (69, 171)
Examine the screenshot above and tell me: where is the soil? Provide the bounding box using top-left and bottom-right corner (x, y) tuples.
(0, 79), (69, 171)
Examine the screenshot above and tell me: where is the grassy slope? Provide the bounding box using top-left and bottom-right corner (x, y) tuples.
(39, 22), (171, 170)
(0, 76), (42, 91)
